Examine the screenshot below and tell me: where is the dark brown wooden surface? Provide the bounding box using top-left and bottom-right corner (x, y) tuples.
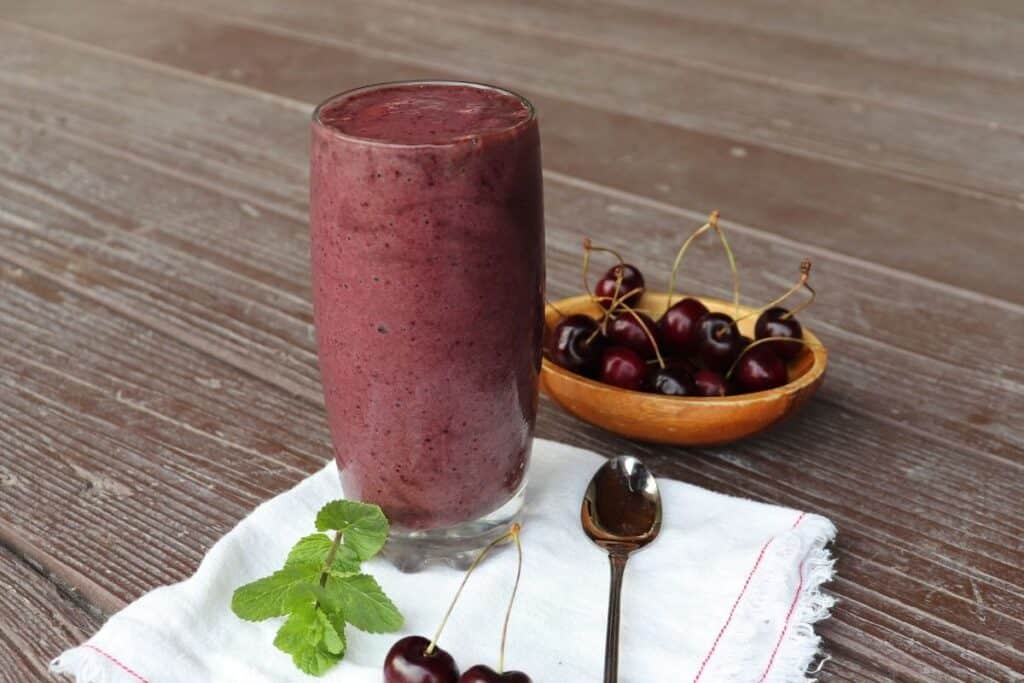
(0, 2), (1021, 681)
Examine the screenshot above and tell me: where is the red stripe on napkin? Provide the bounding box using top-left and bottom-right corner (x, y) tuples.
(84, 644), (151, 683)
(758, 551), (808, 681)
(692, 512), (806, 683)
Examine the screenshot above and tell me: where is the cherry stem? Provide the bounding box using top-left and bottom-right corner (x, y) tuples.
(713, 219), (741, 319)
(425, 525), (518, 656)
(664, 212), (715, 314)
(582, 238), (626, 303)
(724, 335), (820, 381)
(785, 281), (816, 318)
(584, 285), (643, 345)
(614, 299), (666, 369)
(497, 525), (523, 673)
(583, 239), (631, 334)
(582, 238), (594, 298)
(602, 268), (625, 335)
(735, 259), (813, 324)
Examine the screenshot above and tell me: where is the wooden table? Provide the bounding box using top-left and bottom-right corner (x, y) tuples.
(1, 2), (1022, 680)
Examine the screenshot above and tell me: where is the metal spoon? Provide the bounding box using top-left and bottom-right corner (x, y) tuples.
(582, 455), (663, 683)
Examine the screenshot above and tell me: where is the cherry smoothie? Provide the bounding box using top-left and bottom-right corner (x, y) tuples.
(310, 82), (544, 541)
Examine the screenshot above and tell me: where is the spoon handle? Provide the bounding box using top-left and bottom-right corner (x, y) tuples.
(603, 553), (629, 683)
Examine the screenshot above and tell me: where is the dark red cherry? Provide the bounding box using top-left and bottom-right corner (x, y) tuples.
(645, 367), (695, 396)
(607, 310), (657, 357)
(657, 297), (709, 354)
(754, 307), (803, 360)
(696, 312), (741, 371)
(594, 264), (644, 309)
(663, 355), (698, 376)
(735, 346), (788, 392)
(693, 369), (728, 397)
(548, 314), (603, 375)
(384, 636), (459, 683)
(599, 346), (647, 390)
(458, 665), (532, 683)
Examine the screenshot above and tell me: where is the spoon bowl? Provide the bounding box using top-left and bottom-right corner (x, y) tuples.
(582, 456), (662, 551)
(582, 456), (663, 683)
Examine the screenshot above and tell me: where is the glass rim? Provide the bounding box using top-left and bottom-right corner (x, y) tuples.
(311, 79), (537, 148)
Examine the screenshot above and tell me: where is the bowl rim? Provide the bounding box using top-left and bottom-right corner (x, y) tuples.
(542, 292), (828, 407)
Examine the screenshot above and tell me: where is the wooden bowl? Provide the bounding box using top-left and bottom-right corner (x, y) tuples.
(540, 293), (827, 446)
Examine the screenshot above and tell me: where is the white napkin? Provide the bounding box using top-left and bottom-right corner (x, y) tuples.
(51, 438), (836, 683)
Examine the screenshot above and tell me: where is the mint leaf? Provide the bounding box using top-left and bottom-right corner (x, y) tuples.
(273, 604), (322, 655)
(231, 498), (403, 677)
(328, 573), (404, 633)
(292, 645), (340, 677)
(285, 534), (361, 574)
(315, 500), (388, 560)
(302, 584), (342, 614)
(328, 545), (362, 575)
(280, 583), (318, 613)
(284, 534), (333, 569)
(319, 610), (346, 656)
(275, 606), (342, 676)
(232, 567), (316, 621)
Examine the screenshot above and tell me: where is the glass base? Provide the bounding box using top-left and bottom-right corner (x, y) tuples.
(381, 483), (526, 573)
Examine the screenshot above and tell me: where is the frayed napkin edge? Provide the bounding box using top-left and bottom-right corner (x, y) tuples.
(765, 514), (837, 683)
(51, 644), (145, 683)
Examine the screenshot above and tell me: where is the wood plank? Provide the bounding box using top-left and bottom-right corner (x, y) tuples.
(0, 545), (103, 682)
(610, 0), (1024, 81)
(379, 0), (1024, 131)
(0, 262), (333, 609)
(4, 5), (1022, 306)
(0, 13), (1022, 681)
(149, 0), (1024, 201)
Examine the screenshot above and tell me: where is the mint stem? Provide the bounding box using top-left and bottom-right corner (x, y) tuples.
(320, 530), (343, 587)
(313, 530), (345, 611)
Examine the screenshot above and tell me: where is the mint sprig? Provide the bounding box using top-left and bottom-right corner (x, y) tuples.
(231, 500), (402, 676)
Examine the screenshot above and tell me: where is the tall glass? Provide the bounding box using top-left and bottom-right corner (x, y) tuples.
(309, 81), (544, 570)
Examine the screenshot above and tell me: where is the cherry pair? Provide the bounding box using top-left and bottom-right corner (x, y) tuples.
(383, 526), (531, 683)
(384, 637), (529, 683)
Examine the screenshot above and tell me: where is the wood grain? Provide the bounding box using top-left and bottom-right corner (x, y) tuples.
(0, 3), (1022, 681)
(2, 4), (1023, 305)
(378, 0), (1024, 131)
(610, 0), (1024, 81)
(0, 278), (331, 622)
(151, 0), (1024, 199)
(0, 544), (103, 682)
